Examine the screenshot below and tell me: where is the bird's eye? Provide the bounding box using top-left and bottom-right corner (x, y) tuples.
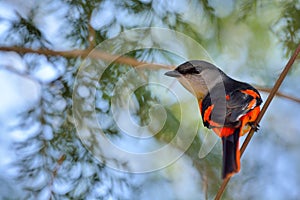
(177, 67), (200, 75)
(180, 67), (200, 74)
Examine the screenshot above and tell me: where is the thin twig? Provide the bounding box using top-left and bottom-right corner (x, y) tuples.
(88, 24), (96, 50)
(256, 86), (300, 104)
(49, 154), (66, 199)
(87, 13), (96, 50)
(214, 43), (300, 200)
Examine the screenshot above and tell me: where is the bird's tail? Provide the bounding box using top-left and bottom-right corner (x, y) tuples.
(221, 128), (241, 179)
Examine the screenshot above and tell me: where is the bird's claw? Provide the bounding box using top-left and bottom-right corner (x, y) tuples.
(249, 122), (260, 132)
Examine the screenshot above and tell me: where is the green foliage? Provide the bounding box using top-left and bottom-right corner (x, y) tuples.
(275, 1), (300, 57)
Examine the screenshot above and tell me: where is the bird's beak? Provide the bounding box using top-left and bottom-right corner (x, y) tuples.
(164, 70), (181, 78)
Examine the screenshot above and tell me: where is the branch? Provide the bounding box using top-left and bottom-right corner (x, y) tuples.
(0, 46), (170, 70)
(214, 42), (300, 200)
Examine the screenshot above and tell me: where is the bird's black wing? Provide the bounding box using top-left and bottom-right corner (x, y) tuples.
(200, 85), (262, 128)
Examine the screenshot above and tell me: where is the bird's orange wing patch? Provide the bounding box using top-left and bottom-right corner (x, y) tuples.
(241, 89), (260, 99)
(203, 104), (223, 127)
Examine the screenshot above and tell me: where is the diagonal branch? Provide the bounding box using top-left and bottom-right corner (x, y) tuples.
(214, 42), (300, 200)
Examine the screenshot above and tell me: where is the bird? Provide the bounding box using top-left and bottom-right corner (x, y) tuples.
(165, 60), (262, 179)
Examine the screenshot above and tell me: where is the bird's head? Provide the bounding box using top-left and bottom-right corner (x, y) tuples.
(165, 60), (226, 99)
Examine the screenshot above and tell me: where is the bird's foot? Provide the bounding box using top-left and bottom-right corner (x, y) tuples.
(249, 122), (260, 132)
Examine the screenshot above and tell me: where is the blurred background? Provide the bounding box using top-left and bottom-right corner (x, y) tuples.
(0, 0), (300, 199)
